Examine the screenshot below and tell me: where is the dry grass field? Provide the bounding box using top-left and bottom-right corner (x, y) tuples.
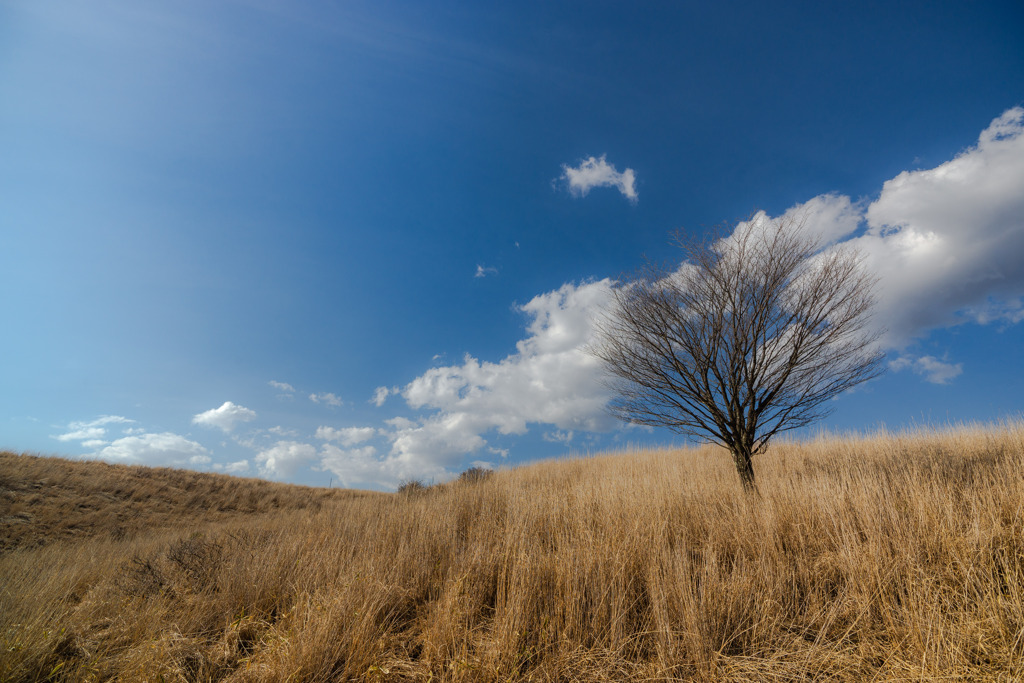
(1, 422), (1022, 681)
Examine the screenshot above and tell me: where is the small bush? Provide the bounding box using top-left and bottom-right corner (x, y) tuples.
(119, 555), (167, 597)
(397, 480), (427, 496)
(457, 466), (494, 484)
(166, 535), (224, 593)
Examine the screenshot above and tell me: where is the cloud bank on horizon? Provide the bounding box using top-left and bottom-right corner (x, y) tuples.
(54, 107), (1024, 489)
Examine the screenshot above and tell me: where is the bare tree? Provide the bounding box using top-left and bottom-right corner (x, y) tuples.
(593, 215), (885, 492)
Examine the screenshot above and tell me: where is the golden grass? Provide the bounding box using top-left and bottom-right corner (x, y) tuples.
(0, 452), (372, 553)
(2, 422), (1022, 681)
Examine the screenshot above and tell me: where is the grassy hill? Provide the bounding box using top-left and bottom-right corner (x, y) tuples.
(0, 451), (371, 554)
(1, 423), (1022, 682)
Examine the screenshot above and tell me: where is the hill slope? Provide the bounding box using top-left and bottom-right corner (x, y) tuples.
(0, 451), (370, 554)
(2, 423), (1023, 682)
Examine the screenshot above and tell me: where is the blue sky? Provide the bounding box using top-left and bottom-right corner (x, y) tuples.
(2, 1), (1023, 489)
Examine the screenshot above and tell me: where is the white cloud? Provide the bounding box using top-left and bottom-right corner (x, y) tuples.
(889, 355), (963, 384)
(316, 425), (377, 446)
(269, 380), (295, 393)
(92, 432), (211, 467)
(390, 279), (616, 478)
(268, 425), (298, 437)
(387, 413), (489, 473)
(560, 155), (638, 202)
(192, 401), (257, 433)
(721, 194), (863, 255)
(854, 106), (1024, 347)
(543, 430), (574, 444)
(52, 415), (134, 442)
(287, 280), (615, 488)
(351, 106), (1020, 482)
(386, 416), (416, 430)
(254, 441), (319, 478)
(56, 427), (106, 442)
(783, 193), (864, 246)
(215, 460), (251, 475)
(318, 445), (393, 489)
(309, 392), (343, 407)
(475, 264), (499, 278)
(371, 386), (394, 407)
(731, 107), (1024, 365)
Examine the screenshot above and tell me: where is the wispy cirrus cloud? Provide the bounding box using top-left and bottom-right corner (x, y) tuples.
(560, 154), (638, 202)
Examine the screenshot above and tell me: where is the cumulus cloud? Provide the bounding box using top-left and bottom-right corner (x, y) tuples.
(52, 415), (134, 443)
(216, 460), (251, 475)
(73, 108), (1009, 490)
(782, 193), (864, 246)
(259, 427), (430, 490)
(192, 401), (257, 433)
(561, 155), (638, 202)
(371, 386), (394, 407)
(475, 264), (499, 278)
(316, 425), (377, 446)
(738, 107), (1024, 357)
(309, 392), (343, 407)
(254, 441), (319, 478)
(57, 427), (106, 442)
(855, 106), (1024, 346)
(386, 413), (489, 475)
(92, 432), (211, 467)
(889, 355), (963, 384)
(390, 279), (616, 477)
(257, 279), (617, 488)
(318, 444), (392, 489)
(543, 430), (575, 444)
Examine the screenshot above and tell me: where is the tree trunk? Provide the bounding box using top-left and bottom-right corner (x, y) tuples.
(731, 447), (757, 494)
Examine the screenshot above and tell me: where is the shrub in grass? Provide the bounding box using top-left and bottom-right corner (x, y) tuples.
(457, 466), (494, 484)
(397, 480), (427, 496)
